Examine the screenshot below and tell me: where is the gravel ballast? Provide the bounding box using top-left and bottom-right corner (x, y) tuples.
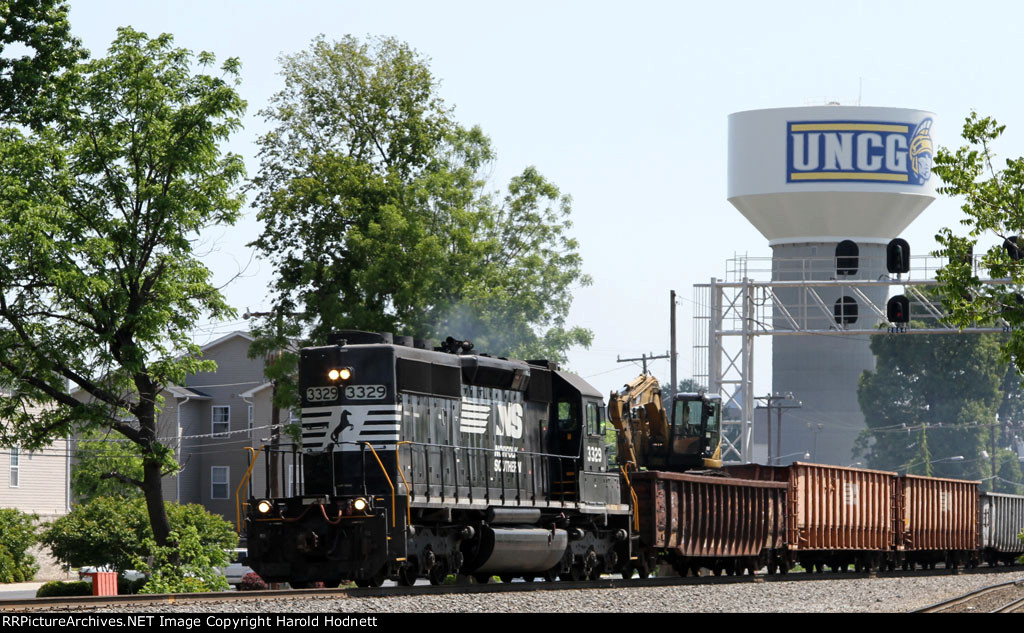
(30, 570), (1024, 613)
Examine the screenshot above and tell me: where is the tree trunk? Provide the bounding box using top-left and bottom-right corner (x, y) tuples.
(136, 389), (173, 555)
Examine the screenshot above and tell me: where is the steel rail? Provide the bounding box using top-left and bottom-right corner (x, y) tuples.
(915, 578), (1024, 613)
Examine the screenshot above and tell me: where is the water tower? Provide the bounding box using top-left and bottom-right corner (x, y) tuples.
(727, 106), (937, 466)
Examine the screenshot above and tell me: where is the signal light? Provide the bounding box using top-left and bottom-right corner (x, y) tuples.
(886, 238), (910, 274)
(887, 295), (910, 324)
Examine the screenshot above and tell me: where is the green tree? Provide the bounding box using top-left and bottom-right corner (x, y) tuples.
(933, 112), (1024, 375)
(70, 430), (144, 502)
(658, 378), (706, 405)
(0, 0), (85, 126)
(40, 497), (236, 591)
(248, 35), (591, 403)
(856, 328), (1005, 483)
(0, 28), (245, 550)
(0, 508), (39, 583)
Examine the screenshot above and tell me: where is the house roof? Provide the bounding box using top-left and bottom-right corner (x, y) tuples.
(238, 382), (273, 400)
(198, 331), (255, 354)
(165, 385), (212, 401)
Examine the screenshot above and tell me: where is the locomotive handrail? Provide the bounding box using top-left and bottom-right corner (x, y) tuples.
(235, 445), (265, 532)
(394, 441), (413, 525)
(383, 439), (580, 506)
(360, 442), (398, 528)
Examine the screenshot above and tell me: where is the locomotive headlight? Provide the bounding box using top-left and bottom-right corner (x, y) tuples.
(352, 497), (368, 512)
(327, 367), (353, 381)
(256, 499), (273, 514)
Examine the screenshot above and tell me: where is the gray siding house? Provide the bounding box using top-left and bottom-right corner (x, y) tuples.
(71, 331), (289, 531)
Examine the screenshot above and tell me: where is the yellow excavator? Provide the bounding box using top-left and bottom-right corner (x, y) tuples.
(608, 374), (722, 471)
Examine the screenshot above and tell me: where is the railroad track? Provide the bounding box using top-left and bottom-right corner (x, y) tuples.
(3, 565), (1021, 611)
(916, 578), (1024, 613)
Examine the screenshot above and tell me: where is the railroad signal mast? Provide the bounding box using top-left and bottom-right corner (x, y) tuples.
(695, 246), (1015, 465)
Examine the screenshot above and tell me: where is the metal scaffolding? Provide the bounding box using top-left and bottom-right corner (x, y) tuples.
(693, 253), (1012, 464)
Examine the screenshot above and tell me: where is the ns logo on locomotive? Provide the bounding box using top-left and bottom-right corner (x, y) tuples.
(786, 117), (933, 185)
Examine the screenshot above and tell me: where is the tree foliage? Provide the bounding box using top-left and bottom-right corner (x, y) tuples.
(933, 112), (1024, 374)
(249, 35), (592, 399)
(0, 508), (38, 582)
(0, 0), (85, 126)
(856, 327), (1024, 489)
(70, 430), (144, 502)
(0, 27), (245, 548)
(40, 497), (236, 592)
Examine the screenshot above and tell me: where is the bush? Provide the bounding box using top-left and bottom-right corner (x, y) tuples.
(36, 580), (93, 597)
(238, 572), (267, 591)
(42, 498), (238, 593)
(137, 524), (229, 594)
(0, 508), (39, 583)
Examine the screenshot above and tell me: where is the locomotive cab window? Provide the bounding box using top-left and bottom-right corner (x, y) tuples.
(586, 401), (603, 436)
(557, 400), (579, 431)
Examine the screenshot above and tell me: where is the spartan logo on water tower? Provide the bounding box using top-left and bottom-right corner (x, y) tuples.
(786, 117), (933, 185)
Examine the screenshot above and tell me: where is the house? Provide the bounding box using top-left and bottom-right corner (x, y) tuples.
(70, 331), (290, 531)
(0, 402), (73, 581)
(0, 430), (71, 520)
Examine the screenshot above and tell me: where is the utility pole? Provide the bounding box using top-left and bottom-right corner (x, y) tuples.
(616, 351), (670, 376)
(670, 290), (678, 404)
(755, 392), (801, 465)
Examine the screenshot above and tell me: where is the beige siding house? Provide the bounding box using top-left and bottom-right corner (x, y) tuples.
(0, 440), (70, 519)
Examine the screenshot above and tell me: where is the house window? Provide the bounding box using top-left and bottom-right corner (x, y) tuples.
(212, 406), (230, 437)
(211, 466), (229, 500)
(9, 446), (18, 488)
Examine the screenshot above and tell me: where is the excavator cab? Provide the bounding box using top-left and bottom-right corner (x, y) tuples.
(657, 393), (723, 471)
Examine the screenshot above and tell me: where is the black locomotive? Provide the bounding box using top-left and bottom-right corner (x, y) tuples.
(245, 331), (632, 586)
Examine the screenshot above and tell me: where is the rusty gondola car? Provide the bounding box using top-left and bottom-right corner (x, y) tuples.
(624, 469), (787, 577)
(725, 462), (899, 572)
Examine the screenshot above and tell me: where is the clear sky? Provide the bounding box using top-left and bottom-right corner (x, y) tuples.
(68, 0), (1024, 399)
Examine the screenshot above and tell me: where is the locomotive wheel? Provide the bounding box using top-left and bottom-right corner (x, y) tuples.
(620, 563), (634, 580)
(397, 562), (418, 587)
(561, 564), (585, 582)
(499, 574), (514, 584)
(428, 563), (448, 586)
(543, 567), (559, 582)
(473, 573), (492, 584)
(767, 563), (778, 575)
